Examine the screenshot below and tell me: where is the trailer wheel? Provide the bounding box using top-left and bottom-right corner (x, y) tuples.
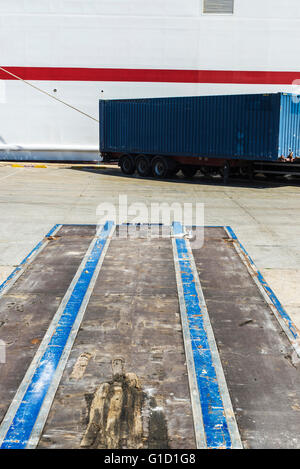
(152, 156), (170, 179)
(136, 155), (152, 177)
(120, 154), (136, 175)
(182, 166), (198, 178)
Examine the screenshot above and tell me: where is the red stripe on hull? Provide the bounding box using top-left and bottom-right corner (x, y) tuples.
(1, 67), (300, 84)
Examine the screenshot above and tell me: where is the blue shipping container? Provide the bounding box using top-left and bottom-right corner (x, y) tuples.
(99, 93), (300, 162)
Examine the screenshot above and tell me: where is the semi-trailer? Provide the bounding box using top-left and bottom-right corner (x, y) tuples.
(99, 93), (300, 182)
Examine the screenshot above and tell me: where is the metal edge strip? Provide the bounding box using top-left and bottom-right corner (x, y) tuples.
(185, 229), (243, 449)
(171, 222), (242, 449)
(225, 226), (300, 357)
(0, 222), (115, 449)
(0, 224), (62, 298)
(171, 230), (207, 449)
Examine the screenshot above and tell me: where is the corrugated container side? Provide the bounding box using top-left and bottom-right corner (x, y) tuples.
(278, 94), (300, 158)
(100, 94), (284, 161)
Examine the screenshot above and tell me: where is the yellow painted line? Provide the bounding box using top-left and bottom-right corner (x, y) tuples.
(11, 163), (47, 168)
(0, 162), (118, 169)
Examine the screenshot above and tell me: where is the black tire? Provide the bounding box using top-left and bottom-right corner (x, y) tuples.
(119, 154), (135, 175)
(136, 155), (152, 177)
(151, 156), (170, 179)
(181, 166), (198, 178)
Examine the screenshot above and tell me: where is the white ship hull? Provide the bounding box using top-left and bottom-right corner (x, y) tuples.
(1, 0), (300, 160)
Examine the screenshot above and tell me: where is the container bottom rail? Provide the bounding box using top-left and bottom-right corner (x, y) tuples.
(102, 152), (300, 184)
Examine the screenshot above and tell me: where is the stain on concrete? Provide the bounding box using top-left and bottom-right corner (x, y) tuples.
(147, 396), (169, 449)
(81, 358), (168, 449)
(70, 352), (93, 380)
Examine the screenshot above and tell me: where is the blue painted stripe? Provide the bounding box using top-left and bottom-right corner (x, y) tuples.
(0, 222), (113, 449)
(226, 226), (299, 340)
(173, 222), (232, 449)
(0, 225), (61, 296)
